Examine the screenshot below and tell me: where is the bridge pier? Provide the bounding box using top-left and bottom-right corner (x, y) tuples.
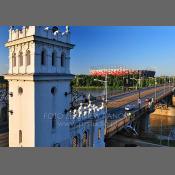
(135, 113), (150, 135)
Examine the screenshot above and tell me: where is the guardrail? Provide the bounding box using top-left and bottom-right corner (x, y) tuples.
(0, 132), (8, 147)
(105, 89), (173, 138)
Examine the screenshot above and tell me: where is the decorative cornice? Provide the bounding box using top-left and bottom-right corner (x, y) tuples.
(4, 73), (75, 81)
(5, 35), (75, 49)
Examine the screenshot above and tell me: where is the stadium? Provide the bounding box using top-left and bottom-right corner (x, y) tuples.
(90, 66), (156, 78)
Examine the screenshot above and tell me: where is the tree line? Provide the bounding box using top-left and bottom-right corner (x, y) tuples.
(71, 74), (175, 90)
(0, 76), (8, 89)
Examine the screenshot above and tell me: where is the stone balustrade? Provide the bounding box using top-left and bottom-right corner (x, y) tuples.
(69, 101), (105, 124)
(9, 26), (71, 43)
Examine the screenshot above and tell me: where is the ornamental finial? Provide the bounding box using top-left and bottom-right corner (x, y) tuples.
(10, 26), (14, 30)
(66, 26), (70, 33)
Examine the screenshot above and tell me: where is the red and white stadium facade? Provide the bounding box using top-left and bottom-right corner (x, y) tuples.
(90, 67), (155, 77)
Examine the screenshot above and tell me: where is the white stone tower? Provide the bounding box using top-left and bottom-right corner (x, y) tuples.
(5, 26), (75, 147)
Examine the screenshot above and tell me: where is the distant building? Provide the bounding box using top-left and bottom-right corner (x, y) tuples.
(4, 26), (105, 147)
(138, 70), (155, 78)
(90, 67), (155, 78)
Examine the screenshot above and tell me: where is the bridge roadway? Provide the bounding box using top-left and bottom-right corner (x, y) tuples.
(105, 85), (174, 138)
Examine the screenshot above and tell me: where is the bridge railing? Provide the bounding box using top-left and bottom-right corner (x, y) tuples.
(106, 88), (174, 138)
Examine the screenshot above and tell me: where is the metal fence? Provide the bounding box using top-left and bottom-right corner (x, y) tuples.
(0, 78), (8, 134)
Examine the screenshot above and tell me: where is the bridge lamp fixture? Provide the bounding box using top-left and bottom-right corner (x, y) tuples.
(130, 77), (142, 86)
(148, 77), (157, 102)
(93, 77), (108, 113)
(93, 76), (108, 134)
(130, 77), (142, 108)
(167, 76), (173, 91)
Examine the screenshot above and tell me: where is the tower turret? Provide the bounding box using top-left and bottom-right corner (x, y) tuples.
(5, 26), (75, 147)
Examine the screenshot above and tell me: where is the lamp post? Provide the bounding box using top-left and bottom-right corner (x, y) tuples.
(155, 77), (157, 102)
(169, 76), (171, 92)
(148, 77), (157, 103)
(123, 76), (125, 92)
(94, 74), (108, 135)
(130, 76), (141, 109)
(163, 76), (166, 95)
(94, 74), (108, 114)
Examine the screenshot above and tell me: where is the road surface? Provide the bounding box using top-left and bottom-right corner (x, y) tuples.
(106, 85), (173, 124)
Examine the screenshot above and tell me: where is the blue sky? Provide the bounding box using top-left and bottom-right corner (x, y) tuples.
(1, 26), (175, 76)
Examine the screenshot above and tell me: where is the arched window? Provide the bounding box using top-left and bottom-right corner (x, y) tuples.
(26, 50), (30, 66)
(52, 52), (56, 66)
(19, 51), (23, 66)
(98, 128), (101, 140)
(72, 136), (79, 147)
(51, 87), (57, 95)
(19, 130), (22, 144)
(18, 87), (23, 95)
(52, 115), (56, 129)
(61, 52), (65, 67)
(41, 50), (46, 65)
(82, 131), (89, 147)
(12, 53), (16, 67)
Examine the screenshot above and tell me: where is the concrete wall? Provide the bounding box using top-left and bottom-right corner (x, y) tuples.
(135, 114), (150, 135)
(70, 117), (105, 147)
(35, 79), (72, 147)
(8, 80), (35, 147)
(92, 118), (105, 147)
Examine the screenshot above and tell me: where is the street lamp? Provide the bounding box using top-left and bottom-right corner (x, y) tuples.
(94, 74), (108, 135)
(149, 77), (157, 103)
(164, 76), (166, 95)
(155, 77), (157, 102)
(130, 76), (141, 109)
(169, 76), (171, 92)
(94, 74), (108, 114)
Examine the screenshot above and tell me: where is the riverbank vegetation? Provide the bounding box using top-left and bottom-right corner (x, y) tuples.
(0, 76), (8, 89)
(72, 74), (174, 90)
